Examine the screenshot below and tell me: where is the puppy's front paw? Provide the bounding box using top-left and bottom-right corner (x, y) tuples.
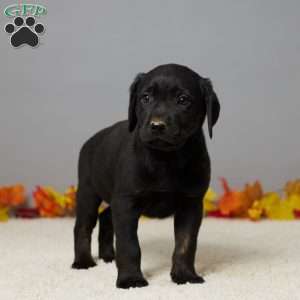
(171, 270), (205, 285)
(100, 253), (115, 263)
(117, 274), (148, 289)
(99, 249), (115, 263)
(72, 256), (97, 269)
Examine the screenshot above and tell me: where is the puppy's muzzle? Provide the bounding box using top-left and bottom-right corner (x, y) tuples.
(150, 118), (166, 134)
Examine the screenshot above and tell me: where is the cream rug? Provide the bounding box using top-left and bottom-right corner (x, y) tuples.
(0, 218), (299, 300)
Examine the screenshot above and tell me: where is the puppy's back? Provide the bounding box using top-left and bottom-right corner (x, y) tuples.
(78, 120), (129, 186)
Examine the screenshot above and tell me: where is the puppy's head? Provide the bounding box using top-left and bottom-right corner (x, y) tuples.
(128, 64), (220, 151)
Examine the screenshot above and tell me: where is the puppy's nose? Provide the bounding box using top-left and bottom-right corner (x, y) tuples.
(150, 119), (166, 133)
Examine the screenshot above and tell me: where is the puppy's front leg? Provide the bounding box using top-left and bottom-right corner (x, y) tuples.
(171, 196), (205, 284)
(111, 197), (148, 289)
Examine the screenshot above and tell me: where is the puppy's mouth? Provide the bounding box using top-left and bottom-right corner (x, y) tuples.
(142, 137), (184, 151)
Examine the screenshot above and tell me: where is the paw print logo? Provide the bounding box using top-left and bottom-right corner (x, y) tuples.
(4, 16), (45, 48)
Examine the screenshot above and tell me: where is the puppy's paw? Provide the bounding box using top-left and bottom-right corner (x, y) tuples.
(99, 253), (115, 263)
(71, 256), (97, 269)
(99, 249), (115, 263)
(117, 274), (148, 289)
(171, 270), (205, 285)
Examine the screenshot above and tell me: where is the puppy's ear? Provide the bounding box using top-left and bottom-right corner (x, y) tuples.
(201, 78), (220, 138)
(128, 73), (145, 132)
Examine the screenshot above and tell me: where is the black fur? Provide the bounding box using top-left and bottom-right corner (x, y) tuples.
(72, 64), (220, 288)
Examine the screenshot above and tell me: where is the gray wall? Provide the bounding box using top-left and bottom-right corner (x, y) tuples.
(1, 0), (299, 196)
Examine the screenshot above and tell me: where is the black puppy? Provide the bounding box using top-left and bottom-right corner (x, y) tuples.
(72, 64), (220, 289)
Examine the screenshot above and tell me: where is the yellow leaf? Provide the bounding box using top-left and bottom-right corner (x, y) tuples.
(248, 200), (263, 220)
(204, 188), (217, 213)
(261, 193), (295, 220)
(286, 194), (300, 211)
(0, 206), (9, 222)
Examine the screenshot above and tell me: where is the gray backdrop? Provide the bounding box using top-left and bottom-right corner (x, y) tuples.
(1, 0), (299, 196)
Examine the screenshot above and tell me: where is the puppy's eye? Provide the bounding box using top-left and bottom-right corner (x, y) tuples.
(177, 95), (190, 106)
(141, 94), (151, 104)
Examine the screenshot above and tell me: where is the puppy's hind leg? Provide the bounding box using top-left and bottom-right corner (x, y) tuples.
(72, 185), (101, 269)
(98, 206), (115, 262)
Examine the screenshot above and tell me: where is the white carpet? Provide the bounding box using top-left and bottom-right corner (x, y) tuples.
(0, 218), (299, 300)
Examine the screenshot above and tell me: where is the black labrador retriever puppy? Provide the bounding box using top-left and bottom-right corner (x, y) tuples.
(72, 64), (220, 289)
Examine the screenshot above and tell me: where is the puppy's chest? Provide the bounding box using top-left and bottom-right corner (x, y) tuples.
(138, 160), (202, 193)
(138, 192), (178, 218)
(149, 165), (177, 187)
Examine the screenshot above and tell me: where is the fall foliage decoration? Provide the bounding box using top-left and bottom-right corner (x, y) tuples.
(205, 178), (300, 220)
(0, 184), (26, 221)
(33, 185), (76, 217)
(1, 179), (300, 222)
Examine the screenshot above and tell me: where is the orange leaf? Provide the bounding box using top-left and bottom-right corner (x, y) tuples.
(285, 179), (300, 197)
(0, 185), (25, 207)
(218, 178), (244, 217)
(33, 186), (64, 217)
